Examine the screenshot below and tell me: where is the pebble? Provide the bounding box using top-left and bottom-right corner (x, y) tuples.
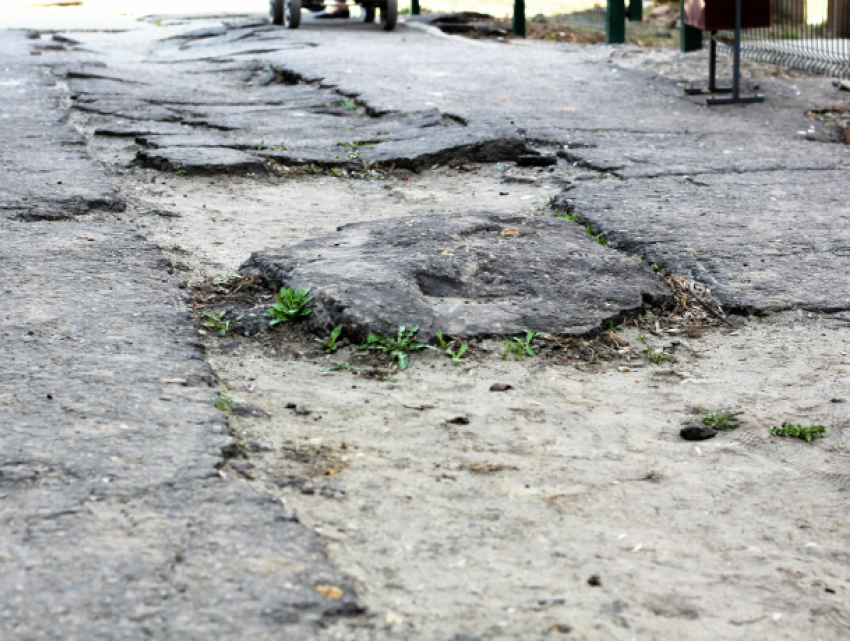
(680, 425), (717, 441)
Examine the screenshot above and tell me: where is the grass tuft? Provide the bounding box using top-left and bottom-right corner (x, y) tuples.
(265, 287), (313, 326)
(770, 421), (826, 443)
(501, 330), (539, 360)
(358, 325), (431, 370)
(682, 409), (743, 430)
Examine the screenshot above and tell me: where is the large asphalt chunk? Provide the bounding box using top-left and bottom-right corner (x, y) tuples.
(559, 171), (850, 313)
(0, 35), (123, 220)
(241, 213), (671, 340)
(138, 146), (270, 175)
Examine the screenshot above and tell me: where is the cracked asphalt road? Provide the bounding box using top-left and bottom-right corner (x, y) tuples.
(2, 10), (850, 640)
(1, 31), (359, 640)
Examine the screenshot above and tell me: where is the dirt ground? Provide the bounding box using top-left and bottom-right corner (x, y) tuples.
(75, 123), (850, 639)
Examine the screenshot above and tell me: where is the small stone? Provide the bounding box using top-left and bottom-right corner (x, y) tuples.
(489, 383), (512, 392)
(447, 416), (470, 425)
(294, 406), (311, 416)
(285, 402), (297, 409)
(680, 425), (717, 441)
(588, 574), (602, 586)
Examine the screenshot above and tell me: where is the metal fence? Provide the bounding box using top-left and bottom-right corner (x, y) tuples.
(546, 0), (850, 79)
(718, 0), (850, 79)
(552, 6), (607, 31)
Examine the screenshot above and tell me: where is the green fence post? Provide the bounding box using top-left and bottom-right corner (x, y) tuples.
(627, 0), (642, 21)
(680, 1), (703, 52)
(411, 0), (420, 15)
(607, 0), (626, 44)
(513, 0), (526, 37)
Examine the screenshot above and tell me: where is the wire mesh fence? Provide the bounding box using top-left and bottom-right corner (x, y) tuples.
(551, 5), (607, 30)
(718, 0), (850, 78)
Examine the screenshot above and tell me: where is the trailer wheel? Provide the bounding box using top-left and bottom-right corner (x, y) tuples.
(271, 0), (284, 25)
(380, 0), (397, 31)
(285, 0), (302, 28)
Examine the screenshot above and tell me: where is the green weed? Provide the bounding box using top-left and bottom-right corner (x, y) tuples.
(337, 140), (373, 160)
(214, 392), (235, 412)
(502, 330), (539, 360)
(298, 164), (324, 174)
(201, 310), (241, 336)
(359, 325), (431, 371)
(176, 169), (187, 176)
(316, 326), (343, 351)
(345, 125), (354, 131)
(341, 99), (359, 111)
(250, 140), (265, 152)
(770, 422), (826, 443)
(434, 330), (468, 364)
(265, 287), (313, 326)
(637, 333), (671, 363)
(683, 409), (743, 430)
(434, 329), (451, 348)
(446, 342), (468, 365)
(584, 225), (610, 247)
(330, 167), (343, 177)
(555, 210), (583, 222)
(328, 361), (359, 372)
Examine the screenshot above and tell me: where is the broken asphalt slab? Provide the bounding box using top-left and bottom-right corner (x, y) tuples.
(54, 45), (525, 174)
(241, 212), (672, 340)
(558, 170), (850, 313)
(138, 146), (270, 175)
(0, 31), (360, 638)
(0, 41), (123, 220)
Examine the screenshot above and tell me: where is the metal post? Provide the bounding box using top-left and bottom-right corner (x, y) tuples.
(706, 0), (762, 105)
(680, 0), (703, 52)
(513, 0), (525, 37)
(411, 0), (419, 15)
(732, 0), (741, 99)
(627, 0), (642, 22)
(708, 31), (718, 92)
(606, 0), (625, 44)
(684, 31), (733, 95)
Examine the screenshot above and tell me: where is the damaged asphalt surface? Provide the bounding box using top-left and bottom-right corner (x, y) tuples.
(1, 32), (359, 639)
(1, 10), (849, 640)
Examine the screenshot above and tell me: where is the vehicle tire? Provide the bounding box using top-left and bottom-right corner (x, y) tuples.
(285, 0), (302, 28)
(363, 4), (376, 22)
(380, 0), (397, 31)
(271, 0), (284, 25)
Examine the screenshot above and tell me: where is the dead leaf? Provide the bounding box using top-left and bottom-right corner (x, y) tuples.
(563, 107), (576, 112)
(501, 228), (520, 238)
(617, 366), (630, 373)
(441, 250), (455, 256)
(316, 584), (343, 599)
